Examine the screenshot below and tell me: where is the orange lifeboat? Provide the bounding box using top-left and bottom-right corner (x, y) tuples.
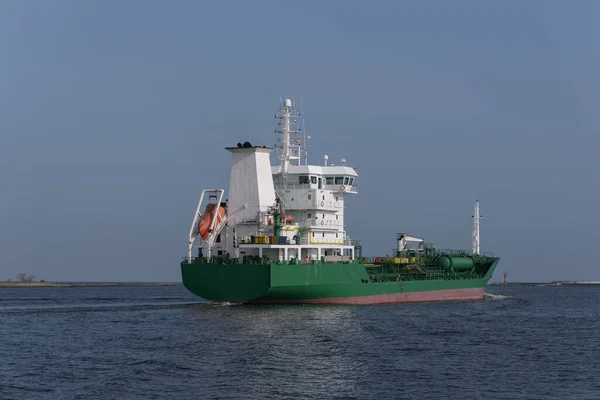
(280, 209), (295, 224)
(198, 203), (226, 240)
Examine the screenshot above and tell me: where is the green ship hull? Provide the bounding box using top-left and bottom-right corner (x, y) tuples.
(181, 256), (499, 305)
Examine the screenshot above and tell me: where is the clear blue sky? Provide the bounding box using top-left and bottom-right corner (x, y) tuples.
(1, 0), (598, 282)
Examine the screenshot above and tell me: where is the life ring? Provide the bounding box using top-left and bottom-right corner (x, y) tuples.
(321, 220), (324, 226)
(340, 185), (346, 191)
(320, 201), (324, 206)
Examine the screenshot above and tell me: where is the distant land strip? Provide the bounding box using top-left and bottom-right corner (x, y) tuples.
(0, 282), (181, 288)
(488, 281), (600, 287)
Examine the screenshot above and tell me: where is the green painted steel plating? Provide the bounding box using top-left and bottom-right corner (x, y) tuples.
(273, 202), (281, 241)
(180, 256), (499, 303)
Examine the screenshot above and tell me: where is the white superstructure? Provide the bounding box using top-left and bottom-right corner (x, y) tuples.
(188, 99), (359, 263)
(226, 146), (277, 225)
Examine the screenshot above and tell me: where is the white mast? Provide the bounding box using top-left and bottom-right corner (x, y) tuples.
(472, 199), (481, 255)
(281, 99), (292, 176)
(276, 98), (303, 177)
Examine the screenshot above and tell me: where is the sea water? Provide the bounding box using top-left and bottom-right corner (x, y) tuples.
(1, 285), (599, 399)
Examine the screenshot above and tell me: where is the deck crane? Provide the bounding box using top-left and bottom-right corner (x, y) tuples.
(397, 233), (425, 252)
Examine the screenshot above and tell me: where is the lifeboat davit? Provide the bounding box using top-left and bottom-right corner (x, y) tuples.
(198, 204), (226, 240)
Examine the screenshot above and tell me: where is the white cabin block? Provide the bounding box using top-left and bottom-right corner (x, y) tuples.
(190, 99), (359, 262)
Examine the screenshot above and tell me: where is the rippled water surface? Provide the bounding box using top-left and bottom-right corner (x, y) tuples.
(1, 285), (599, 399)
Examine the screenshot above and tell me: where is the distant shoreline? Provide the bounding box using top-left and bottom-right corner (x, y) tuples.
(0, 282), (181, 288)
(488, 281), (600, 287)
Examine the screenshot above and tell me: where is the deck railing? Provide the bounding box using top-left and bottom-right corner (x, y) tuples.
(274, 183), (358, 192)
(182, 256), (361, 266)
(435, 249), (496, 257)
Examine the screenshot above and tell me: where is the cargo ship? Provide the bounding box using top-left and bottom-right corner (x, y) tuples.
(180, 99), (499, 304)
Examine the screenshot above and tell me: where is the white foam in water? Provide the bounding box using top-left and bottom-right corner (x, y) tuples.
(483, 293), (512, 300)
(211, 301), (236, 307)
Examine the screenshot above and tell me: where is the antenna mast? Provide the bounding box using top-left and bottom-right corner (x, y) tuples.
(275, 99), (303, 177)
(472, 199), (481, 255)
(300, 93), (308, 165)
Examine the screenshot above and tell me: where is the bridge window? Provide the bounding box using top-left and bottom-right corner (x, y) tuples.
(344, 177), (349, 185)
(335, 177), (344, 185)
(349, 178), (354, 185)
(299, 175), (309, 184)
(310, 176), (317, 184)
(326, 177), (334, 185)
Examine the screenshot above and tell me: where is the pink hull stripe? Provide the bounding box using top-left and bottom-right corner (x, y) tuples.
(250, 288), (484, 305)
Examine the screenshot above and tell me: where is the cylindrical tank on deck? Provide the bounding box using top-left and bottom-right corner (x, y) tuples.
(438, 256), (474, 271)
